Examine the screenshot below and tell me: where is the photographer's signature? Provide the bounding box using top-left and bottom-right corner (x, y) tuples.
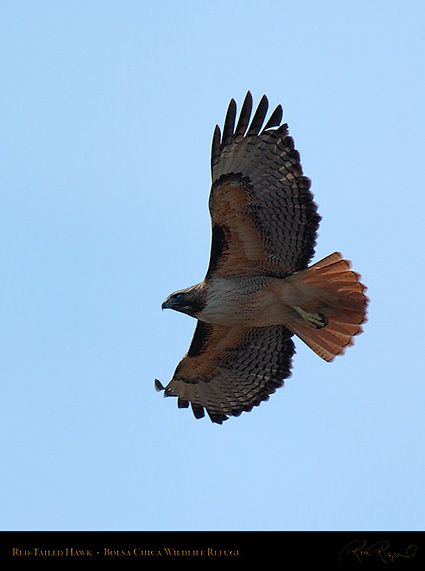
(339, 539), (417, 564)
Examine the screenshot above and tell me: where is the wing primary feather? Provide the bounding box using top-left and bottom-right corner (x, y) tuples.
(247, 94), (269, 136)
(154, 379), (164, 392)
(262, 104), (283, 132)
(221, 98), (237, 146)
(234, 91), (253, 138)
(211, 124), (221, 170)
(207, 410), (228, 424)
(191, 403), (205, 419)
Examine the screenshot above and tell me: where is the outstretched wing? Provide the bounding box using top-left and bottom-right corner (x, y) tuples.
(206, 91), (321, 280)
(155, 322), (295, 424)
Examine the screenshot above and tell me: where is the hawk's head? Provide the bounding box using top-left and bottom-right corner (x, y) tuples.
(162, 284), (205, 318)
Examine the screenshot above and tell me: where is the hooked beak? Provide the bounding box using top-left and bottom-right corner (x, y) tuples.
(161, 299), (172, 310)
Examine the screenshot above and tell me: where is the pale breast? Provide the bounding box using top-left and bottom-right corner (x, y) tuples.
(197, 276), (295, 327)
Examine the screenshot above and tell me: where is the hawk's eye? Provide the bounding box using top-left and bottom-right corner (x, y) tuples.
(174, 293), (184, 301)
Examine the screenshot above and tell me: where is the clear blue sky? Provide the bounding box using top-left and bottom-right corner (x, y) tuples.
(1, 1), (424, 531)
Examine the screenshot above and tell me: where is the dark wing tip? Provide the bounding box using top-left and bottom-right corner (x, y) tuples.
(212, 92), (285, 170)
(234, 91), (253, 137)
(206, 410), (228, 424)
(211, 124), (221, 169)
(262, 104), (283, 131)
(247, 94), (269, 136)
(154, 379), (164, 392)
(221, 98), (237, 146)
(191, 403), (205, 419)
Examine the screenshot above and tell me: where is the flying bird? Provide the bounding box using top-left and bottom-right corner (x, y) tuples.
(156, 92), (368, 424)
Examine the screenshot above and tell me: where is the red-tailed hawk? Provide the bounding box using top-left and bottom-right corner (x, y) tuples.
(155, 92), (368, 423)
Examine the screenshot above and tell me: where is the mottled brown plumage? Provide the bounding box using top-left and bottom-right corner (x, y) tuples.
(156, 92), (369, 423)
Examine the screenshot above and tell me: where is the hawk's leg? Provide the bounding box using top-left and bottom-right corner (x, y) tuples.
(293, 306), (328, 329)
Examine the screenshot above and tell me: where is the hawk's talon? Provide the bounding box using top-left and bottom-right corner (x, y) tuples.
(293, 306), (328, 329)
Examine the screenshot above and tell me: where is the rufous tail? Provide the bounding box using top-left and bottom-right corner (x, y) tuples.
(286, 252), (369, 362)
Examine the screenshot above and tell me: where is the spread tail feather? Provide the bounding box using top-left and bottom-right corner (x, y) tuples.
(286, 252), (369, 361)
